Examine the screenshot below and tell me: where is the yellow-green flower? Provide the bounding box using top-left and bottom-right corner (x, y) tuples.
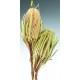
(33, 29), (58, 71)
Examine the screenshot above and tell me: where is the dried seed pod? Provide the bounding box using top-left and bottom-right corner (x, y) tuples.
(33, 30), (58, 70)
(21, 8), (41, 44)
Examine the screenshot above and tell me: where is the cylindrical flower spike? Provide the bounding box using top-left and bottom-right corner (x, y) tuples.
(33, 30), (58, 71)
(21, 7), (41, 44)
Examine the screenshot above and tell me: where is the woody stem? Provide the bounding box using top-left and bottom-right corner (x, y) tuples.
(28, 42), (38, 80)
(28, 42), (33, 80)
(33, 70), (38, 80)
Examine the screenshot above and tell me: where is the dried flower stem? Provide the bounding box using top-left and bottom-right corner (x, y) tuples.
(34, 70), (38, 80)
(28, 42), (38, 80)
(28, 42), (33, 80)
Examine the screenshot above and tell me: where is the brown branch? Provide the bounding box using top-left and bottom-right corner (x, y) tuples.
(35, 70), (38, 80)
(28, 42), (39, 80)
(28, 42), (34, 80)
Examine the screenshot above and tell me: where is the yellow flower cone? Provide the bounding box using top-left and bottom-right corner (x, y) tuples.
(21, 7), (41, 44)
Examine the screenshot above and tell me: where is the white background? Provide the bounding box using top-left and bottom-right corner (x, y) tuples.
(0, 0), (80, 80)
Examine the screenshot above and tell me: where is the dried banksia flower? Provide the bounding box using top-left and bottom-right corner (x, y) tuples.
(21, 4), (41, 44)
(21, 0), (59, 80)
(32, 30), (58, 80)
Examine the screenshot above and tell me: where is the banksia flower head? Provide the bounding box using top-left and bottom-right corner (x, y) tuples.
(21, 0), (41, 44)
(33, 30), (58, 71)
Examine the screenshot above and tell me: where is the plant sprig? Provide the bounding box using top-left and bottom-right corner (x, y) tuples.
(21, 0), (59, 80)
